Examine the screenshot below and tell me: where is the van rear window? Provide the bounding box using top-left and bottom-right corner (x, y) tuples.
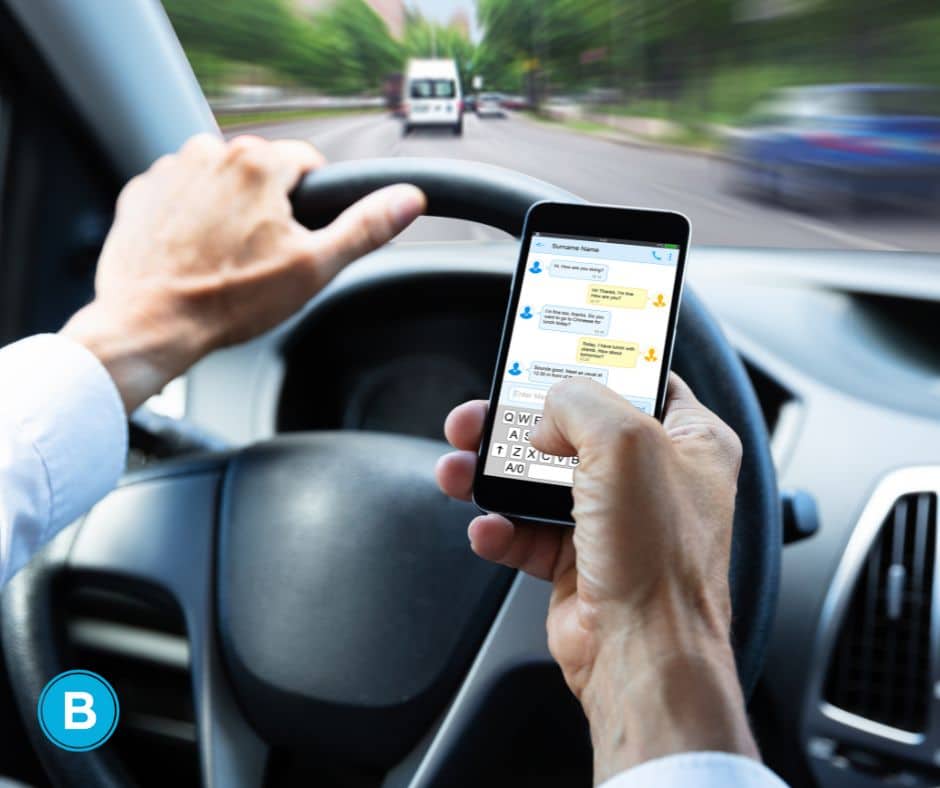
(410, 80), (456, 99)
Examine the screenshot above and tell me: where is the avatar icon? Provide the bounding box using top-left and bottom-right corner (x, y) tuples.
(644, 348), (658, 362)
(508, 361), (523, 376)
(520, 305), (534, 319)
(652, 293), (666, 307)
(529, 260), (543, 274)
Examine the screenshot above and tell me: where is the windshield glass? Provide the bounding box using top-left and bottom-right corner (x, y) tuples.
(162, 0), (940, 252)
(410, 79), (456, 99)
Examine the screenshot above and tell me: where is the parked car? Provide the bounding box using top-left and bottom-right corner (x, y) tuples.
(477, 93), (506, 118)
(726, 84), (940, 212)
(402, 58), (463, 136)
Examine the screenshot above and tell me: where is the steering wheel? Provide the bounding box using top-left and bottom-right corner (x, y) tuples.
(2, 158), (780, 788)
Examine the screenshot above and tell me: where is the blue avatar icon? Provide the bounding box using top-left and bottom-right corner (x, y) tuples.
(519, 305), (533, 319)
(529, 260), (542, 274)
(508, 362), (523, 376)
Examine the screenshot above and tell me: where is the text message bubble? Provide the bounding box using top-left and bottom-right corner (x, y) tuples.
(529, 361), (608, 386)
(587, 285), (648, 309)
(577, 338), (638, 368)
(539, 305), (611, 336)
(549, 260), (608, 281)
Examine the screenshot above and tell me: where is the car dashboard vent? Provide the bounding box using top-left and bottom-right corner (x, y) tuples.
(823, 492), (936, 734)
(64, 585), (200, 787)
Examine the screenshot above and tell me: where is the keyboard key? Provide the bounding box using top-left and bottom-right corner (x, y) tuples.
(504, 461), (526, 476)
(525, 447), (538, 461)
(491, 443), (507, 458)
(539, 452), (553, 462)
(502, 410), (516, 424)
(553, 456), (568, 466)
(507, 428), (521, 441)
(522, 430), (532, 443)
(528, 464), (573, 484)
(570, 456), (580, 467)
(517, 412), (533, 425)
(509, 445), (524, 459)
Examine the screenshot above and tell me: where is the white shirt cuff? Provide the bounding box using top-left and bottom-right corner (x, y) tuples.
(599, 752), (789, 788)
(0, 333), (127, 578)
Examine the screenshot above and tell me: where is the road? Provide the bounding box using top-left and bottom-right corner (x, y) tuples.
(229, 111), (940, 252)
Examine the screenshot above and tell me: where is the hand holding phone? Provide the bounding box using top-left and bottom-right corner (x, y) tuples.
(472, 201), (690, 524)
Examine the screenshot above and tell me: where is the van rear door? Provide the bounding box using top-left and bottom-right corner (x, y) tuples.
(409, 79), (458, 124)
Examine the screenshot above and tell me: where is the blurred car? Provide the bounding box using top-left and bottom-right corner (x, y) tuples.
(402, 58), (463, 136)
(477, 93), (506, 118)
(727, 84), (940, 212)
(463, 94), (477, 113)
(500, 94), (530, 111)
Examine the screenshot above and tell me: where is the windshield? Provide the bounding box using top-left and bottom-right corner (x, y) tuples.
(162, 0), (940, 252)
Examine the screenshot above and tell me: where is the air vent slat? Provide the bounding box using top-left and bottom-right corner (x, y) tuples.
(823, 492), (936, 734)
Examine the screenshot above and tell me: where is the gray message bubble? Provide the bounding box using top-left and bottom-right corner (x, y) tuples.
(529, 361), (609, 386)
(539, 305), (610, 337)
(549, 260), (608, 281)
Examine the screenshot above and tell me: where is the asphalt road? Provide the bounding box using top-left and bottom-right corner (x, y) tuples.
(229, 111), (940, 252)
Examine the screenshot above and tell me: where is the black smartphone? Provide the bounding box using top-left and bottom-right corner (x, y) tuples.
(472, 201), (690, 524)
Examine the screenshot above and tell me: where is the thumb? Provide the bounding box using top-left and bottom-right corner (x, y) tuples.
(302, 184), (426, 284)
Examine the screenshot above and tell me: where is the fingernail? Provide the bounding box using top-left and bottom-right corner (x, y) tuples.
(391, 185), (426, 231)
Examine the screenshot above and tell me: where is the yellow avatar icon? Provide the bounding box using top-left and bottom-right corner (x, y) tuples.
(652, 293), (667, 308)
(644, 347), (658, 362)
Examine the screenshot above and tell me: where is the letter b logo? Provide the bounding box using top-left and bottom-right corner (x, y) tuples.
(64, 691), (97, 730)
(39, 671), (118, 751)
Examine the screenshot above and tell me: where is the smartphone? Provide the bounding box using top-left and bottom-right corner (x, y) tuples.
(472, 201), (690, 524)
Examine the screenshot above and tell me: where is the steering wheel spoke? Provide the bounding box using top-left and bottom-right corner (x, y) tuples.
(70, 463), (269, 788)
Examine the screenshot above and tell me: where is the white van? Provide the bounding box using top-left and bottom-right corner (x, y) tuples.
(402, 58), (462, 136)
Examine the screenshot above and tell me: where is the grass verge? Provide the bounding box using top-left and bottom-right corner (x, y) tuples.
(216, 106), (384, 129)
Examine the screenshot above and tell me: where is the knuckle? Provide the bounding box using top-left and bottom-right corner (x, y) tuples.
(356, 209), (392, 251)
(610, 414), (659, 450)
(181, 132), (221, 156)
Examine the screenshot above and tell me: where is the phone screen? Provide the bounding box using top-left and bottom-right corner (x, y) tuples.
(482, 231), (683, 488)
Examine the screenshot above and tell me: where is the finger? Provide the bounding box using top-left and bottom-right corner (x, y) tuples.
(468, 514), (568, 582)
(435, 450), (477, 501)
(304, 184), (426, 283)
(443, 399), (488, 450)
(226, 136), (326, 191)
(179, 132), (225, 161)
(268, 138), (327, 189)
(532, 377), (646, 457)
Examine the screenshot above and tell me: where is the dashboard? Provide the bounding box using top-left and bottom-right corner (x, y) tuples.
(179, 240), (940, 788)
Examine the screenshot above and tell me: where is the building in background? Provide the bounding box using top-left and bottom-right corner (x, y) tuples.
(447, 9), (470, 38)
(368, 0), (405, 39)
(293, 0), (405, 39)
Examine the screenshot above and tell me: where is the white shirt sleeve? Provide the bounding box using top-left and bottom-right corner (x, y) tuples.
(0, 333), (127, 585)
(600, 752), (789, 788)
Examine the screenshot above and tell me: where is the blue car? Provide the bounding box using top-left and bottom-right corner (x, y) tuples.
(727, 84), (940, 212)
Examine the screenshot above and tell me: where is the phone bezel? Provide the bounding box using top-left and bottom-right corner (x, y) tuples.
(471, 200), (691, 525)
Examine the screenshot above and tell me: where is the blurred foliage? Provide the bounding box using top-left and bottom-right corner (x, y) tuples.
(477, 0), (940, 119)
(163, 0), (474, 96)
(164, 0), (940, 122)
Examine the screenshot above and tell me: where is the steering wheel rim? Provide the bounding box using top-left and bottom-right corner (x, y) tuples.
(2, 158), (780, 788)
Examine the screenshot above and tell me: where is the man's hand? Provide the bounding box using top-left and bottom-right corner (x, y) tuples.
(436, 375), (759, 782)
(62, 134), (425, 412)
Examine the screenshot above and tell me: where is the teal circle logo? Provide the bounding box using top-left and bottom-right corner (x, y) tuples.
(37, 670), (119, 751)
